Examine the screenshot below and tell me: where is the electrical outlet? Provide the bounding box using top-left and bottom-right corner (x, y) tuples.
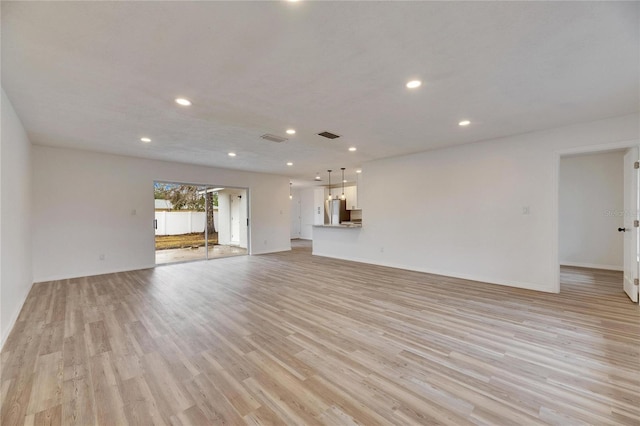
(99, 254), (105, 261)
(522, 206), (530, 215)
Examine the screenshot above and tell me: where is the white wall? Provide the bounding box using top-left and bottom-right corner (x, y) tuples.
(314, 187), (329, 225)
(559, 151), (624, 270)
(313, 114), (639, 293)
(32, 147), (290, 282)
(1, 89), (33, 347)
(299, 187), (315, 240)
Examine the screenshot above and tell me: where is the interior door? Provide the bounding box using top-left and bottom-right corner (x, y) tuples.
(623, 147), (639, 302)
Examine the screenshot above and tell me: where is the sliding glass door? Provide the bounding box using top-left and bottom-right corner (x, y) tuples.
(154, 182), (248, 265)
(154, 182), (208, 264)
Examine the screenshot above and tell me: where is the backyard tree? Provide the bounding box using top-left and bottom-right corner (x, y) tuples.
(167, 185), (203, 211)
(206, 191), (215, 235)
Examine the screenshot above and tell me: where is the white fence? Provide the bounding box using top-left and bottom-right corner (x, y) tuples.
(155, 211), (218, 236)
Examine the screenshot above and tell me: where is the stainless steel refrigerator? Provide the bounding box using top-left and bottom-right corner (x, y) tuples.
(327, 199), (348, 225)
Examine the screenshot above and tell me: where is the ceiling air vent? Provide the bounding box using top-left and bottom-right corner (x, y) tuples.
(317, 131), (341, 139)
(261, 134), (288, 143)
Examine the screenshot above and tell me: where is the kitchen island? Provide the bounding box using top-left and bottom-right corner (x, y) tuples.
(312, 223), (363, 259)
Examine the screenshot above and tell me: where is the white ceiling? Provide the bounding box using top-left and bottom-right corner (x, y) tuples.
(2, 1), (638, 184)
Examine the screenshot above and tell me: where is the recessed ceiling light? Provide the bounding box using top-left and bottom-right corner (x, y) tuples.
(140, 137), (151, 143)
(286, 162), (293, 166)
(175, 98), (192, 106)
(342, 180), (347, 183)
(356, 169), (362, 174)
(286, 129), (296, 135)
(459, 120), (471, 126)
(228, 152), (236, 157)
(348, 147), (357, 152)
(406, 80), (422, 89)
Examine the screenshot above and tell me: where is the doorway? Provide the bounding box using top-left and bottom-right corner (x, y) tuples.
(154, 182), (249, 264)
(557, 146), (639, 302)
(290, 188), (301, 239)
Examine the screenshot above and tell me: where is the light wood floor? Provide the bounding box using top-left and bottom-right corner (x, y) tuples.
(2, 240), (639, 425)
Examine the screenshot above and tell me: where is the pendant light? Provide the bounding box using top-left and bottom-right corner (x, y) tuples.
(289, 182), (293, 200)
(340, 168), (346, 200)
(327, 170), (332, 200)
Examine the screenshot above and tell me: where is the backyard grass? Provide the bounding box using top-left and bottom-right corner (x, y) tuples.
(155, 232), (218, 250)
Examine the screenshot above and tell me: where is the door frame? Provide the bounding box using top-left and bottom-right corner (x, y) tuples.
(553, 139), (640, 294)
(623, 147), (639, 302)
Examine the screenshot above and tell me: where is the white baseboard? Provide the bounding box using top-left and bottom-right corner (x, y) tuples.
(560, 261), (623, 271)
(312, 251), (556, 293)
(33, 264), (156, 283)
(1, 281), (34, 351)
(250, 246), (292, 256)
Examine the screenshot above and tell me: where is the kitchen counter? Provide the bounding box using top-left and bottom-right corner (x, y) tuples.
(313, 223), (362, 228)
(312, 223), (363, 259)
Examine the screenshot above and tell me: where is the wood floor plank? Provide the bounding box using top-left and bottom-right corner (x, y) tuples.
(120, 376), (167, 426)
(26, 351), (63, 415)
(33, 404), (62, 426)
(86, 321), (111, 357)
(182, 373), (245, 425)
(2, 240), (639, 425)
(88, 352), (128, 425)
(140, 351), (194, 422)
(61, 364), (96, 426)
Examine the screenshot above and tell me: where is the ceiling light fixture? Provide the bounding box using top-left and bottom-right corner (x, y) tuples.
(228, 152), (236, 157)
(459, 120), (471, 126)
(315, 173), (321, 181)
(356, 169), (362, 174)
(286, 129), (296, 135)
(287, 162), (293, 166)
(340, 168), (346, 200)
(406, 80), (422, 89)
(327, 170), (332, 200)
(175, 98), (192, 106)
(140, 137), (151, 143)
(348, 147), (357, 152)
